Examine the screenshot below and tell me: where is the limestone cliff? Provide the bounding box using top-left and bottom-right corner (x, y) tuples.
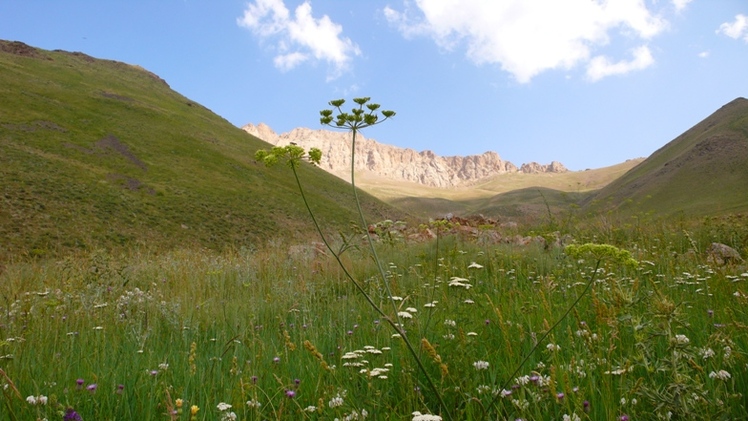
(243, 123), (567, 187)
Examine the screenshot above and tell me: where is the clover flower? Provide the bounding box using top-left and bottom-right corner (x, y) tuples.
(709, 370), (731, 380)
(329, 394), (344, 408)
(473, 360), (490, 370)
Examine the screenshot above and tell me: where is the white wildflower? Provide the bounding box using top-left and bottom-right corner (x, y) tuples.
(26, 395), (37, 405)
(709, 370), (731, 380)
(546, 343), (561, 352)
(246, 399), (261, 408)
(329, 395), (344, 408)
(673, 334), (690, 345)
(412, 411), (442, 421)
(217, 402), (232, 411)
(701, 347), (715, 359)
(473, 360), (489, 370)
(468, 262), (483, 269)
(398, 311), (413, 319)
(304, 405), (317, 412)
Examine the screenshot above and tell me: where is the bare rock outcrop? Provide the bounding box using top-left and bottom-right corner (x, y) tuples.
(243, 123), (566, 187)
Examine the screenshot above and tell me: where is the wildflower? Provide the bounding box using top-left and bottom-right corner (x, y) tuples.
(424, 301), (438, 308)
(473, 360), (490, 370)
(618, 415), (630, 421)
(673, 334), (690, 345)
(556, 392), (565, 400)
(398, 311), (413, 319)
(546, 343), (561, 352)
(38, 395), (48, 405)
(64, 408), (83, 421)
(191, 405), (200, 415)
(176, 398), (183, 408)
(448, 277), (472, 289)
(406, 307), (418, 313)
(709, 370), (731, 380)
(217, 402), (232, 411)
(468, 262), (483, 269)
(76, 378), (84, 389)
(247, 399), (261, 408)
(273, 356), (280, 363)
(701, 347), (715, 359)
(222, 412), (237, 421)
(444, 319), (456, 327)
(26, 395), (37, 405)
(412, 411), (442, 421)
(116, 384), (125, 394)
(467, 332), (478, 336)
(158, 362), (169, 371)
(329, 395), (344, 408)
(304, 405), (317, 412)
(463, 299), (474, 304)
(285, 389), (296, 398)
(149, 370), (158, 376)
(563, 414), (581, 421)
(583, 400), (590, 412)
(87, 383), (97, 393)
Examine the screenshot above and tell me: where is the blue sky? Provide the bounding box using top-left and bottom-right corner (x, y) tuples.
(2, 0), (747, 170)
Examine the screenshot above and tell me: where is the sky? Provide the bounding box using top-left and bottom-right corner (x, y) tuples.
(2, 0), (747, 170)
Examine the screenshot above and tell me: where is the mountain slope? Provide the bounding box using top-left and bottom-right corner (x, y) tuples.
(0, 40), (402, 258)
(242, 123), (568, 188)
(585, 97), (748, 217)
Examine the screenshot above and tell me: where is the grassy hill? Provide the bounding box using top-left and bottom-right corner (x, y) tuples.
(584, 97), (748, 217)
(379, 159), (642, 219)
(0, 40), (404, 259)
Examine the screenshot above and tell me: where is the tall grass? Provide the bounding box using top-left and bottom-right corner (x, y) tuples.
(1, 222), (746, 420)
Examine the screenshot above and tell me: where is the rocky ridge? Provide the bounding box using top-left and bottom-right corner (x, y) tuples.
(243, 123), (567, 188)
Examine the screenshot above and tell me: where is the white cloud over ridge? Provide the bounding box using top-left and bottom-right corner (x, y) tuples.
(717, 14), (748, 43)
(238, 0), (360, 79)
(385, 0), (674, 83)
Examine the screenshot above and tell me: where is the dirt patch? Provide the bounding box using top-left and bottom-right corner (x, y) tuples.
(0, 40), (48, 59)
(2, 120), (67, 132)
(92, 135), (148, 171)
(100, 91), (134, 102)
(107, 173), (155, 194)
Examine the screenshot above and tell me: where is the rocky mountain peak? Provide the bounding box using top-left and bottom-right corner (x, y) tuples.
(242, 123), (567, 187)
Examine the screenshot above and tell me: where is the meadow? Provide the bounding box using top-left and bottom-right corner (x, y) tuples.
(1, 215), (747, 420)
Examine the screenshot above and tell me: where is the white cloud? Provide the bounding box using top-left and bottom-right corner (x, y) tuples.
(717, 14), (748, 43)
(671, 0), (693, 13)
(698, 50), (709, 58)
(385, 0), (669, 82)
(586, 45), (654, 81)
(238, 0), (361, 78)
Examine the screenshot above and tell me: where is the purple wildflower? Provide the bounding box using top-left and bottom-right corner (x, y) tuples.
(285, 389), (296, 398)
(87, 383), (97, 393)
(64, 408), (83, 421)
(76, 378), (84, 389)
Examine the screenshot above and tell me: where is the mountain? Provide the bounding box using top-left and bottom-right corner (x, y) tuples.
(242, 123), (568, 188)
(0, 40), (402, 258)
(585, 97), (748, 217)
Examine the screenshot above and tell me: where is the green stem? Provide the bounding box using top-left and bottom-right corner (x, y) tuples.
(488, 259), (602, 413)
(348, 129), (452, 421)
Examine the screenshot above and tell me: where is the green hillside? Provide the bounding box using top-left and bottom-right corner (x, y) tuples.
(0, 40), (403, 259)
(585, 97), (748, 217)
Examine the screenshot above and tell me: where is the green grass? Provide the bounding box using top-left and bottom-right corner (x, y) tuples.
(1, 221), (747, 420)
(0, 41), (405, 260)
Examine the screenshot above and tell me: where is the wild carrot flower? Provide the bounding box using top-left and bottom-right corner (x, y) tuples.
(412, 411), (442, 421)
(26, 395), (37, 405)
(468, 262), (483, 269)
(217, 402), (232, 411)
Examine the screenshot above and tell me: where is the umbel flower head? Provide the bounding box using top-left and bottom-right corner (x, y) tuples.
(320, 97), (395, 131)
(255, 145), (322, 169)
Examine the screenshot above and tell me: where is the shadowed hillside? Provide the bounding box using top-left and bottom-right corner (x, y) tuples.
(0, 40), (404, 258)
(585, 97), (748, 217)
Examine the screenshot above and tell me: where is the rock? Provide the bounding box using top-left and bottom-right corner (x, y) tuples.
(242, 123), (567, 187)
(707, 242), (744, 265)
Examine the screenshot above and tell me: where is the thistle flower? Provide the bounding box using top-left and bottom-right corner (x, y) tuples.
(64, 408), (83, 421)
